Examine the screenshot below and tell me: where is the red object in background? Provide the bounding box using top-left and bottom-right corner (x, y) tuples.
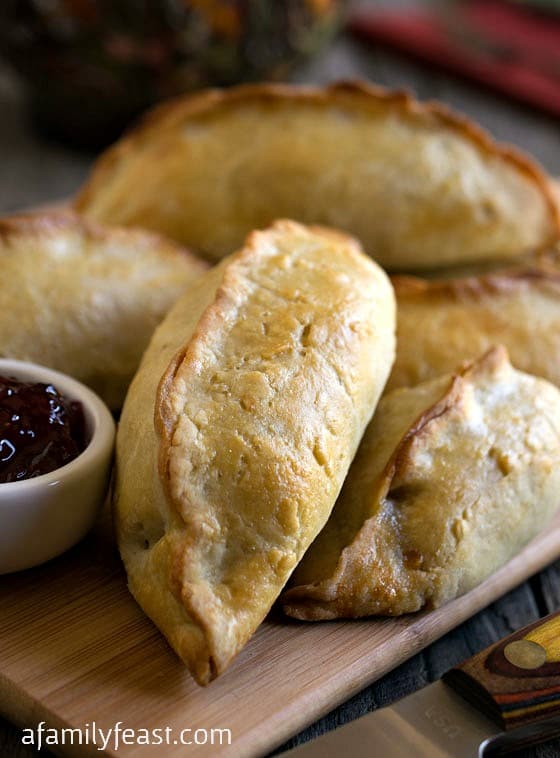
(351, 0), (560, 117)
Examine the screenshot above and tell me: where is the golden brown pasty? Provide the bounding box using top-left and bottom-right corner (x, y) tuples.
(0, 212), (207, 409)
(114, 220), (396, 684)
(387, 249), (560, 393)
(282, 347), (560, 620)
(75, 82), (559, 271)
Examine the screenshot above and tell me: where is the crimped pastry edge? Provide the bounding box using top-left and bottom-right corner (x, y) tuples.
(154, 220), (375, 495)
(144, 219), (391, 681)
(281, 346), (522, 620)
(0, 208), (208, 272)
(74, 80), (560, 243)
(391, 248), (560, 301)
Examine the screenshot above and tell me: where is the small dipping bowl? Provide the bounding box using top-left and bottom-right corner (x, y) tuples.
(0, 359), (115, 574)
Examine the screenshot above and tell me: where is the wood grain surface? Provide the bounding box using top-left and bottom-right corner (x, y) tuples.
(2, 2), (560, 756)
(1, 507), (560, 757)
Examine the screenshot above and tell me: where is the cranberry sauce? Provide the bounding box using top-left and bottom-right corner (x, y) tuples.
(0, 376), (86, 483)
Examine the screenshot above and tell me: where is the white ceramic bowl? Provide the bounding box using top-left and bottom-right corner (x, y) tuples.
(0, 359), (115, 574)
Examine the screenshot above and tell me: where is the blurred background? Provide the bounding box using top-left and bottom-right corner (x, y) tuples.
(0, 0), (559, 212)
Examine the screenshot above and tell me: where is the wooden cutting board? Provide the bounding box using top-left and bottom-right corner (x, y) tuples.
(2, 509), (560, 758)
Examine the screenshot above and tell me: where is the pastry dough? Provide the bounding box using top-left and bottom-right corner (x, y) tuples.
(387, 249), (560, 392)
(0, 212), (207, 409)
(75, 82), (559, 270)
(114, 220), (395, 684)
(282, 348), (560, 620)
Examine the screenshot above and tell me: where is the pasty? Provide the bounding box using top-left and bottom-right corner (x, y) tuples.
(387, 249), (560, 392)
(114, 219), (396, 683)
(75, 82), (559, 271)
(283, 348), (560, 619)
(0, 212), (207, 409)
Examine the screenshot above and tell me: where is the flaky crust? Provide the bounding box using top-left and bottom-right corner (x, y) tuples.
(0, 211), (207, 409)
(75, 81), (559, 270)
(114, 220), (396, 684)
(282, 348), (560, 620)
(387, 248), (560, 392)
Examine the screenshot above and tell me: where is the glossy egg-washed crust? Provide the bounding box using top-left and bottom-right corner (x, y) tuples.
(283, 347), (560, 620)
(387, 248), (560, 392)
(114, 220), (395, 684)
(0, 210), (207, 409)
(75, 81), (559, 270)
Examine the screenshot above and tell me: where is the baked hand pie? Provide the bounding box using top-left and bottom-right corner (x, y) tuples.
(114, 219), (396, 684)
(75, 81), (559, 271)
(387, 249), (560, 393)
(0, 211), (207, 409)
(282, 347), (560, 620)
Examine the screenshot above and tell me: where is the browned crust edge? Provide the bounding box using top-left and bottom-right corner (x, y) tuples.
(154, 224), (277, 500)
(281, 346), (508, 620)
(392, 250), (560, 302)
(383, 346), (507, 484)
(0, 208), (209, 271)
(153, 219), (366, 510)
(151, 219), (371, 670)
(73, 80), (560, 239)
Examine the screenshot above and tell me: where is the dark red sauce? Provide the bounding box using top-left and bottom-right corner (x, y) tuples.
(0, 376), (86, 483)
